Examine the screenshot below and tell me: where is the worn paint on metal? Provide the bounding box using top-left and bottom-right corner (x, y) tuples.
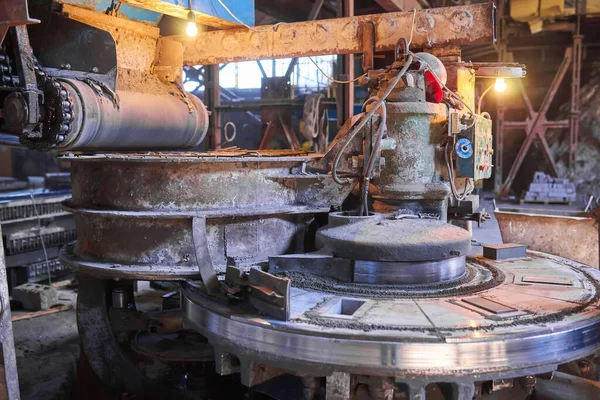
(495, 209), (599, 269)
(0, 0), (39, 43)
(62, 152), (354, 278)
(373, 102), (449, 201)
(60, 4), (178, 94)
(181, 3), (496, 65)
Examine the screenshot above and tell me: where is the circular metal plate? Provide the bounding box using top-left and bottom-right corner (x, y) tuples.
(181, 252), (600, 378)
(353, 256), (466, 284)
(316, 213), (472, 262)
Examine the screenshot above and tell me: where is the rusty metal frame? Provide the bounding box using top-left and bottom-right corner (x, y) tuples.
(181, 3), (496, 66)
(499, 48), (573, 196)
(205, 65), (221, 150)
(569, 34), (583, 172)
(0, 0), (39, 43)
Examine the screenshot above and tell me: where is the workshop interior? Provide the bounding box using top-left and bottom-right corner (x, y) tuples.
(0, 0), (599, 399)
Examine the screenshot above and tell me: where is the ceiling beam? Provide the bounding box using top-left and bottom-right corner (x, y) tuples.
(181, 3), (495, 65)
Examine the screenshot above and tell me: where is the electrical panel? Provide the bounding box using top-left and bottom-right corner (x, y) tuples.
(455, 116), (493, 180)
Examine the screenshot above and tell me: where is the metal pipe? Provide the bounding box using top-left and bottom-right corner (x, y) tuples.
(60, 79), (209, 151)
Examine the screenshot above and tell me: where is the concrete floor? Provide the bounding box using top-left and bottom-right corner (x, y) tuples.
(10, 201), (508, 399)
(12, 288), (79, 400)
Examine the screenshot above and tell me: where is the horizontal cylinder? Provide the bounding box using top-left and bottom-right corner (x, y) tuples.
(61, 79), (208, 150)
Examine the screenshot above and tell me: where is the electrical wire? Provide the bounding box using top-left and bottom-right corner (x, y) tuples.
(214, 3), (477, 199)
(358, 97), (387, 215)
(29, 190), (52, 284)
(444, 141), (473, 201)
(407, 9), (417, 48)
(215, 0), (366, 84)
(477, 82), (495, 115)
(331, 55), (413, 184)
(308, 57), (367, 84)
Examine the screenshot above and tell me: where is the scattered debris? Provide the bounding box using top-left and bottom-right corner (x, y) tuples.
(12, 304), (71, 322)
(12, 283), (59, 311)
(523, 171), (576, 204)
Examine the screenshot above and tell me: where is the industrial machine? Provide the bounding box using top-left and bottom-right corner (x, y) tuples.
(0, 174), (74, 288)
(1, 1), (599, 399)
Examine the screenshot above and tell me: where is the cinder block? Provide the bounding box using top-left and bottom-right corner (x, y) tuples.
(12, 283), (58, 311)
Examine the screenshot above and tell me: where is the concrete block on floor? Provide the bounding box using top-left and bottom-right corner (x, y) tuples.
(12, 283), (58, 311)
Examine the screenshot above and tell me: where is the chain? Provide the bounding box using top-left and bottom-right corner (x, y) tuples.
(31, 58), (74, 148)
(0, 49), (18, 87)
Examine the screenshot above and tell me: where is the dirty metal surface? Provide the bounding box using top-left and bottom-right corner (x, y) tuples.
(353, 257), (466, 285)
(61, 213), (307, 278)
(181, 3), (496, 65)
(65, 153), (345, 211)
(192, 216), (219, 293)
(60, 149), (318, 161)
(63, 153), (353, 279)
(0, 0), (39, 44)
(131, 330), (214, 363)
(77, 275), (194, 397)
(495, 209), (598, 269)
(483, 243), (527, 260)
(316, 212), (471, 263)
(182, 252), (600, 380)
(58, 4), (174, 95)
(269, 255), (472, 287)
(372, 102), (450, 214)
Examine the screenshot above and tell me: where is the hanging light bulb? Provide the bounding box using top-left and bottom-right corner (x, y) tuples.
(494, 77), (507, 93)
(186, 11), (198, 37)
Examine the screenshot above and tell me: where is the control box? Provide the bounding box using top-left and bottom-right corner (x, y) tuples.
(455, 116), (493, 180)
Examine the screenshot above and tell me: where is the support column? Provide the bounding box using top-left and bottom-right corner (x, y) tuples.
(0, 225), (20, 399)
(336, 0), (355, 127)
(569, 31), (583, 175)
(494, 42), (508, 195)
(205, 64), (221, 150)
(326, 372), (352, 400)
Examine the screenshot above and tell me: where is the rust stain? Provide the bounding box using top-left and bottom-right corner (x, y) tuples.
(181, 3), (495, 65)
(496, 211), (599, 269)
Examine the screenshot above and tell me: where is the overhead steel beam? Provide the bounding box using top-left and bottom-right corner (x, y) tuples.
(182, 3), (496, 65)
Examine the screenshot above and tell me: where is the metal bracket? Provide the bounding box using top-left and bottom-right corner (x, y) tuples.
(361, 21), (375, 73)
(191, 217), (219, 294)
(247, 268), (290, 321)
(0, 0), (39, 44)
(269, 253), (354, 282)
